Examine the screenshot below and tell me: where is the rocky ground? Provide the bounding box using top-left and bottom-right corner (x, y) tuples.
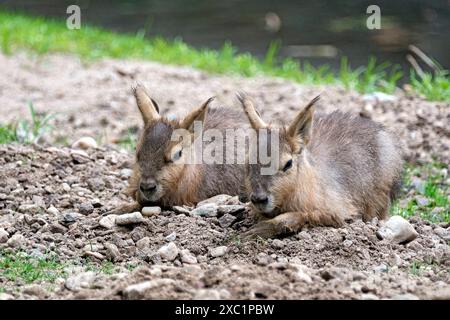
(0, 52), (449, 300)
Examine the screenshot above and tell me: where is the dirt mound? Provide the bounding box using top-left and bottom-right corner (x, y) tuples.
(0, 145), (448, 299)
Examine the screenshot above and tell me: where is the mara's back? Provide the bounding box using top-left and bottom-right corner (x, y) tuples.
(309, 111), (404, 219)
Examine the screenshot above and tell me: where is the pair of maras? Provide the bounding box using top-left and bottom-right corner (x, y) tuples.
(111, 84), (404, 239)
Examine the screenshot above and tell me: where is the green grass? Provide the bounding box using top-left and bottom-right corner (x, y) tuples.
(4, 11), (448, 98)
(0, 102), (55, 144)
(391, 162), (449, 223)
(0, 250), (66, 284)
(410, 70), (450, 102)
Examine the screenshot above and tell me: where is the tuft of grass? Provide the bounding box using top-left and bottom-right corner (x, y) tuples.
(117, 129), (137, 152)
(410, 70), (450, 102)
(0, 250), (66, 284)
(0, 102), (55, 144)
(391, 162), (449, 223)
(0, 11), (407, 95)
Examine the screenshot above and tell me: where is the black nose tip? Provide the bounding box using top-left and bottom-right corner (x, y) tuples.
(140, 180), (157, 193)
(250, 193), (268, 204)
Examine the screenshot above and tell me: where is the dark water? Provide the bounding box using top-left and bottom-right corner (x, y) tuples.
(1, 0), (449, 73)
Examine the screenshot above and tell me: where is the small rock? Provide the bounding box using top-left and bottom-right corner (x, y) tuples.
(119, 168), (133, 178)
(373, 264), (388, 273)
(391, 293), (420, 300)
(49, 222), (68, 234)
(65, 272), (96, 291)
(158, 242), (179, 261)
(79, 203), (94, 215)
(62, 183), (71, 192)
(136, 237), (150, 250)
(194, 288), (230, 300)
(218, 213), (237, 228)
(433, 227), (450, 242)
(165, 232), (177, 242)
(180, 249), (197, 264)
(415, 196), (429, 207)
(271, 239), (285, 249)
(47, 206), (60, 216)
(361, 293), (379, 300)
(115, 212), (144, 225)
(7, 233), (25, 248)
(0, 228), (9, 243)
(411, 177), (426, 194)
(18, 204), (41, 214)
(123, 279), (176, 299)
(99, 215), (117, 229)
(255, 252), (272, 266)
(172, 206), (191, 215)
(209, 246), (227, 257)
(105, 243), (121, 262)
(190, 203), (218, 217)
(71, 137), (97, 150)
(141, 206), (161, 217)
(376, 216), (418, 244)
(197, 194), (233, 207)
(62, 212), (80, 224)
(362, 92), (397, 102)
(0, 293), (14, 300)
(217, 205), (246, 216)
(84, 251), (105, 260)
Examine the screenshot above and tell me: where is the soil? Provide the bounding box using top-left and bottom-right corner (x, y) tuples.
(0, 52), (449, 300)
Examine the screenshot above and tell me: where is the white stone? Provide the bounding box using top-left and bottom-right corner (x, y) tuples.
(196, 194), (233, 207)
(0, 293), (14, 300)
(376, 216), (418, 244)
(120, 168), (133, 178)
(141, 206), (161, 217)
(115, 212), (144, 225)
(65, 271), (96, 291)
(180, 249), (197, 264)
(165, 232), (177, 242)
(71, 137), (98, 150)
(136, 237), (150, 250)
(190, 203), (218, 217)
(158, 242), (179, 261)
(0, 228), (9, 243)
(123, 279), (176, 299)
(47, 206), (60, 216)
(99, 215), (117, 229)
(7, 233), (25, 248)
(209, 246), (227, 257)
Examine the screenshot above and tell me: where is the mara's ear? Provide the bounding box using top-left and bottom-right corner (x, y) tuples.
(179, 97), (214, 131)
(132, 83), (160, 125)
(287, 95), (320, 146)
(236, 92), (267, 129)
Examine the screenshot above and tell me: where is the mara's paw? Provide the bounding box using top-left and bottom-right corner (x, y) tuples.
(241, 220), (282, 241)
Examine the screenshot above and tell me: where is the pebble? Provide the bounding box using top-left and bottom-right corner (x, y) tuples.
(7, 233), (25, 248)
(65, 272), (96, 291)
(136, 237), (150, 250)
(0, 293), (14, 300)
(361, 293), (379, 300)
(18, 204), (41, 214)
(141, 206), (161, 217)
(391, 293), (420, 300)
(99, 215), (117, 229)
(47, 206), (60, 216)
(62, 183), (71, 192)
(415, 196), (429, 207)
(0, 228), (9, 243)
(123, 279), (176, 299)
(217, 205), (245, 216)
(411, 177), (426, 194)
(71, 137), (98, 150)
(104, 243), (121, 262)
(158, 242), (179, 261)
(433, 227), (450, 242)
(84, 251), (105, 260)
(376, 216), (418, 244)
(218, 213), (237, 228)
(271, 239), (285, 249)
(196, 194), (233, 207)
(115, 212), (144, 225)
(373, 264), (388, 273)
(165, 232), (177, 242)
(172, 206), (191, 215)
(209, 246), (227, 257)
(194, 289), (231, 300)
(119, 168), (133, 178)
(180, 249), (198, 264)
(190, 203), (218, 217)
(62, 212), (79, 224)
(79, 203), (94, 215)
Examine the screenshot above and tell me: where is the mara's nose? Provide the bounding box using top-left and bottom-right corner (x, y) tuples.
(250, 192), (268, 204)
(140, 180), (157, 193)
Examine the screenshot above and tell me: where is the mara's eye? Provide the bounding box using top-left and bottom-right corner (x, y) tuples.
(282, 159), (293, 172)
(172, 149), (182, 161)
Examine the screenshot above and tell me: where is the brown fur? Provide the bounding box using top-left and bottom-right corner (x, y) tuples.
(109, 84), (249, 214)
(238, 94), (404, 239)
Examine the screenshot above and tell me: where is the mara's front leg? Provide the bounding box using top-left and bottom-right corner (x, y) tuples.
(241, 210), (344, 240)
